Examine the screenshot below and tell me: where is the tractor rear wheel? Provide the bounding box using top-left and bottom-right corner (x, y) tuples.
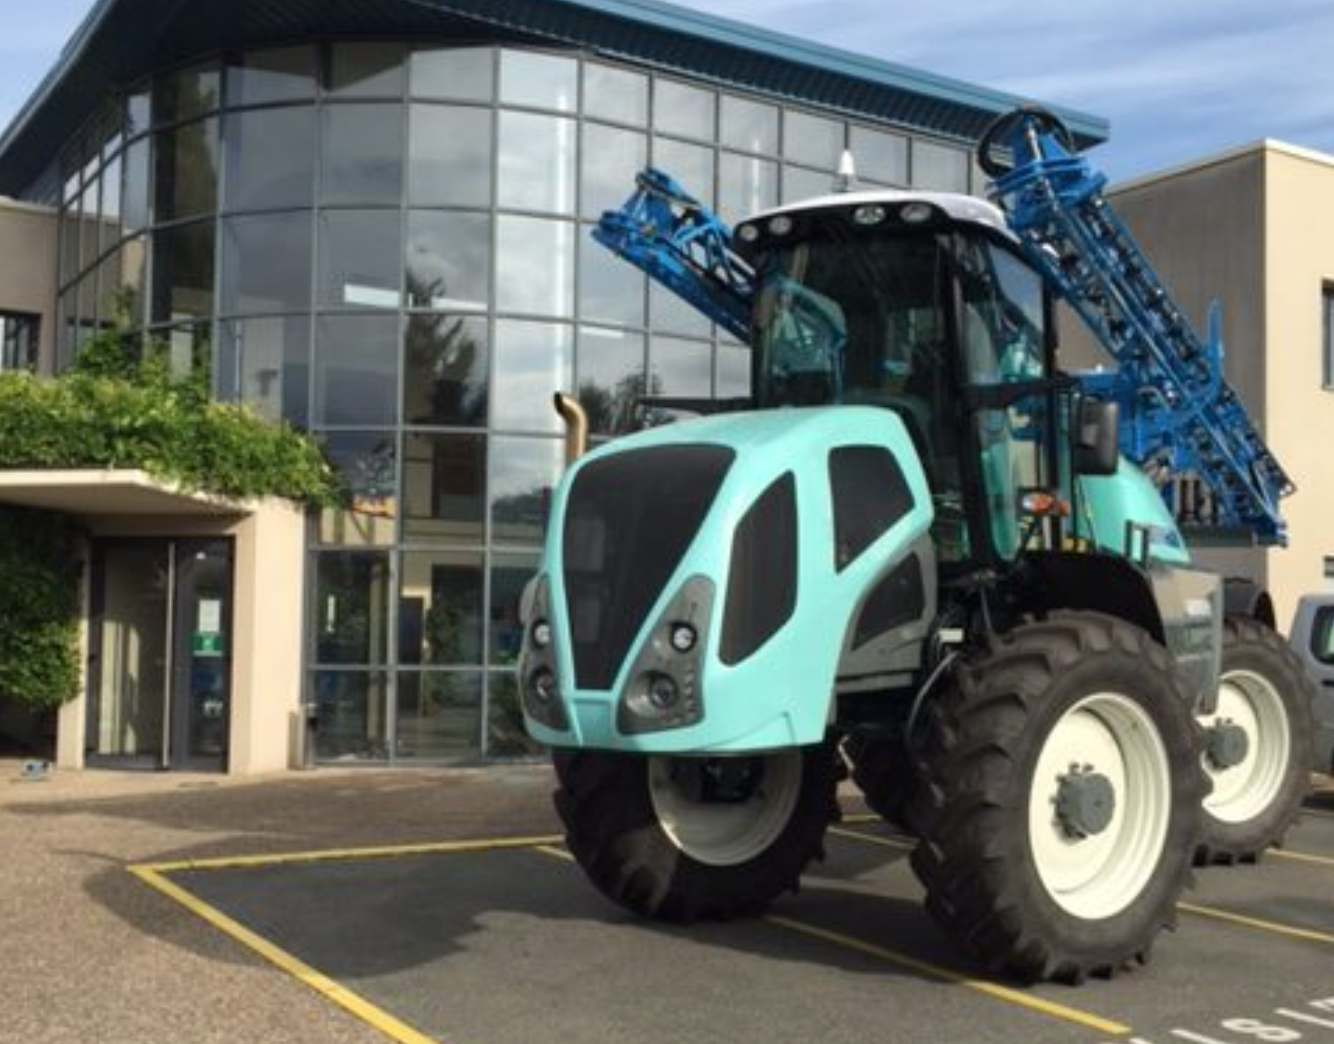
(910, 612), (1206, 983)
(1196, 617), (1316, 864)
(552, 742), (840, 922)
(845, 733), (914, 832)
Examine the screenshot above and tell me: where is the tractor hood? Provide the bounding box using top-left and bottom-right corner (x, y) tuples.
(519, 406), (934, 754)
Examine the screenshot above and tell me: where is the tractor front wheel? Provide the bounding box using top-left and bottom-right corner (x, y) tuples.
(553, 742), (840, 922)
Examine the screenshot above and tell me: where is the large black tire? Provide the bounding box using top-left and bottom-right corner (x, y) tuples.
(910, 612), (1207, 984)
(552, 743), (840, 923)
(1196, 617), (1317, 865)
(845, 733), (914, 832)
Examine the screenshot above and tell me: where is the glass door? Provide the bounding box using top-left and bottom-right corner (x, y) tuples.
(170, 540), (233, 771)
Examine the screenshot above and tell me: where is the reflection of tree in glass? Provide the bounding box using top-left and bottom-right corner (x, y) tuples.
(341, 438), (396, 500)
(487, 676), (544, 758)
(576, 370), (659, 436)
(404, 272), (486, 426)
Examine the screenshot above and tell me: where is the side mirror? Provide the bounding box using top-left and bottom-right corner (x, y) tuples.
(1075, 398), (1120, 476)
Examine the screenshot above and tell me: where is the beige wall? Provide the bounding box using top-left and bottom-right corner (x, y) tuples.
(0, 198), (58, 373)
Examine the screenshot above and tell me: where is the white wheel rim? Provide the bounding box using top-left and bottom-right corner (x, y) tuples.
(1027, 692), (1172, 920)
(1199, 669), (1291, 824)
(648, 752), (803, 867)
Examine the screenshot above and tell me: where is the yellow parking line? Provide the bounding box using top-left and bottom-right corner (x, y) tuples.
(840, 812), (881, 825)
(129, 865), (444, 1044)
(827, 826), (913, 850)
(1271, 848), (1334, 869)
(1179, 901), (1334, 946)
(535, 844), (575, 862)
(136, 834), (564, 874)
(765, 915), (1131, 1036)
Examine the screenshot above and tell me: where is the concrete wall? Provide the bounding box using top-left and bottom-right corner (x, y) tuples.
(0, 198), (58, 373)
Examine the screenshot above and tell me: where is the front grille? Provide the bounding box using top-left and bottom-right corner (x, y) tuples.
(563, 445), (734, 690)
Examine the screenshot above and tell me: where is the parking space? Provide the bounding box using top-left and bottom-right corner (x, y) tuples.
(132, 799), (1334, 1044)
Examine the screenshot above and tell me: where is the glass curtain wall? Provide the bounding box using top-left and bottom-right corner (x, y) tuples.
(53, 40), (980, 762)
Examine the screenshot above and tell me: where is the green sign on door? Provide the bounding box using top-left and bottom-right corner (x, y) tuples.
(193, 632), (224, 657)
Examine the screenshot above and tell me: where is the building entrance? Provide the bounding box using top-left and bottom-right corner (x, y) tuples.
(86, 539), (234, 771)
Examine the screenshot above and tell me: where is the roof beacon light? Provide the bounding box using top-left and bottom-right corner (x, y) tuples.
(834, 149), (858, 193)
(852, 204), (887, 227)
(768, 215), (794, 236)
(900, 202), (935, 225)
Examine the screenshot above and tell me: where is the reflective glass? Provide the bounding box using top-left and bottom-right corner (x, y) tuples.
(153, 63), (221, 124)
(59, 210), (80, 286)
(496, 217), (574, 317)
(653, 138), (713, 207)
(122, 138), (150, 233)
(151, 221), (215, 323)
(315, 314), (400, 425)
(396, 673), (481, 760)
(578, 233), (645, 328)
(312, 671), (389, 760)
(224, 107), (316, 211)
(410, 47), (493, 102)
(490, 552), (539, 666)
(319, 210), (402, 311)
(488, 673), (542, 758)
(227, 47), (317, 107)
(120, 236), (148, 325)
(784, 110), (844, 168)
(498, 112), (577, 215)
(322, 104), (403, 205)
(399, 551), (484, 665)
(850, 126), (908, 186)
(576, 327), (645, 436)
(95, 252), (122, 324)
(913, 140), (969, 193)
(218, 315), (311, 427)
(580, 123), (646, 220)
(403, 314), (488, 427)
(492, 320), (573, 433)
(490, 436), (562, 545)
(782, 164), (833, 203)
(498, 50), (577, 112)
(718, 153), (778, 225)
(651, 336), (713, 397)
(655, 80), (714, 140)
(127, 89), (151, 138)
(720, 96), (778, 155)
(402, 433), (486, 544)
(312, 552), (391, 663)
(154, 118), (219, 222)
(406, 211), (490, 312)
(100, 153), (122, 253)
(164, 322), (213, 383)
(583, 63), (648, 126)
(78, 182), (99, 275)
(408, 105), (493, 208)
(221, 213), (313, 315)
(651, 281), (710, 339)
(716, 345), (751, 398)
(329, 43), (406, 98)
(319, 431), (398, 548)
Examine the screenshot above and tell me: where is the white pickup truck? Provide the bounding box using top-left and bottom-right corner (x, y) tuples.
(1291, 595), (1334, 775)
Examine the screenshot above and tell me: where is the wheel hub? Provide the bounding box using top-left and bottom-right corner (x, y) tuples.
(1055, 769), (1117, 839)
(1205, 719), (1251, 771)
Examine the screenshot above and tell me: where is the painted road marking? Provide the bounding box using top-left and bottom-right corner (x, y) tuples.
(827, 826), (913, 849)
(1271, 848), (1334, 869)
(1178, 902), (1334, 946)
(129, 865), (445, 1044)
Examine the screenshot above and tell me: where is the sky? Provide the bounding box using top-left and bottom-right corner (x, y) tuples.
(3, 0), (1334, 182)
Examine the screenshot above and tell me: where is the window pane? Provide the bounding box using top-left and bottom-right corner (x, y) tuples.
(782, 164), (832, 203)
(583, 63), (647, 125)
(913, 140), (969, 192)
(651, 336), (713, 397)
(406, 211), (489, 312)
(487, 673), (542, 758)
(218, 315), (311, 427)
(718, 153), (777, 225)
(154, 118), (220, 222)
(499, 50), (577, 112)
(403, 314), (488, 427)
(399, 552), (484, 666)
(151, 221), (215, 323)
(329, 43), (405, 98)
(402, 433), (486, 544)
(59, 210), (80, 285)
(319, 210), (402, 310)
(498, 112), (577, 215)
(127, 88), (151, 138)
(121, 235), (148, 324)
(319, 431), (397, 548)
(716, 344), (751, 398)
(492, 320), (573, 433)
(122, 138), (150, 232)
(655, 80), (714, 140)
(580, 124), (645, 220)
(490, 552), (539, 666)
(313, 552), (391, 665)
(653, 138), (713, 207)
(496, 216), (574, 317)
(491, 436), (562, 545)
(322, 104), (403, 205)
(576, 326), (645, 436)
(578, 232), (646, 328)
(784, 110), (844, 168)
(226, 47), (317, 107)
(79, 181), (100, 274)
(408, 105), (493, 208)
(312, 671), (389, 760)
(850, 126), (908, 186)
(397, 672), (481, 760)
(315, 314), (400, 425)
(224, 107), (316, 211)
(100, 153), (122, 253)
(153, 63), (220, 124)
(410, 47), (493, 102)
(651, 281), (710, 339)
(221, 213), (312, 315)
(720, 96), (778, 155)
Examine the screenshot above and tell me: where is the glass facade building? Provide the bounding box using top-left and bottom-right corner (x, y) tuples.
(1, 0), (1105, 767)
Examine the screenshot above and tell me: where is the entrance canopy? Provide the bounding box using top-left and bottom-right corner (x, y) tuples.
(0, 469), (248, 518)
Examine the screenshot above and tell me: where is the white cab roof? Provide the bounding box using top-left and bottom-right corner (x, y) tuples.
(746, 188), (1016, 243)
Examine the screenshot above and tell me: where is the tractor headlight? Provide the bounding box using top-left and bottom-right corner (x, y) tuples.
(617, 576), (714, 736)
